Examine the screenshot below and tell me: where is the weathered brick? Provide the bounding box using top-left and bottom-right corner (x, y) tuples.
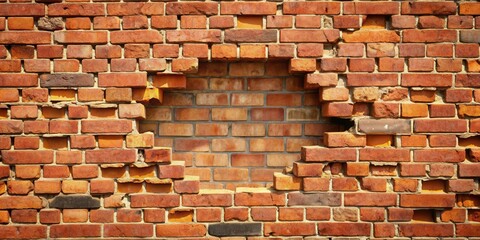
(400, 194), (455, 208)
(107, 3), (164, 15)
(85, 149), (136, 164)
(264, 223), (316, 236)
(318, 222), (371, 236)
(222, 2), (276, 15)
(130, 194), (180, 208)
(345, 193), (397, 206)
(414, 119), (468, 133)
(399, 224), (454, 237)
(280, 30), (340, 43)
(284, 2), (340, 14)
(288, 193), (341, 206)
(2, 150), (53, 164)
(156, 224), (206, 237)
(0, 196), (43, 209)
(0, 226), (46, 239)
(50, 224), (101, 238)
(166, 30), (221, 43)
(104, 224), (153, 237)
(0, 74), (38, 87)
(54, 31), (107, 44)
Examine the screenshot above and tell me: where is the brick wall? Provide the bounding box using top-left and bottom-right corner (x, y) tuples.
(0, 0), (479, 238)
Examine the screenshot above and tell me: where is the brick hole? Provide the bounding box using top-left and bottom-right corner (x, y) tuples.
(139, 61), (351, 189)
(422, 179), (446, 193)
(412, 209), (436, 222)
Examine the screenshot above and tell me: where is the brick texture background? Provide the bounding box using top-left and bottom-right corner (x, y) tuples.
(0, 0), (479, 238)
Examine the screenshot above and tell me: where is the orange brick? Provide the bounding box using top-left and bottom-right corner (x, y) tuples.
(402, 103), (429, 117)
(240, 44), (266, 60)
(8, 17), (34, 30)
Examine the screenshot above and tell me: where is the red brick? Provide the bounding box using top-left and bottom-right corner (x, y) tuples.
(0, 3), (44, 16)
(65, 17), (91, 30)
(401, 2), (456, 15)
(49, 120), (78, 134)
(460, 2), (480, 15)
(399, 223), (454, 237)
(43, 165), (69, 178)
(123, 15), (148, 29)
(107, 2), (164, 15)
(34, 180), (61, 194)
(49, 3), (104, 16)
(7, 180), (33, 195)
(345, 193), (396, 206)
(264, 223), (316, 236)
(0, 226), (46, 239)
(429, 135), (456, 147)
(91, 179), (115, 194)
(144, 209), (165, 223)
(280, 29), (340, 43)
(39, 209), (60, 224)
(54, 31), (107, 44)
(90, 209), (114, 223)
(210, 16), (234, 29)
(457, 224), (480, 237)
(392, 15), (416, 29)
(400, 194), (455, 207)
(165, 2), (217, 15)
(235, 192), (285, 206)
(456, 43), (480, 58)
(131, 194), (180, 208)
(95, 45), (121, 59)
(0, 137), (10, 150)
(334, 16), (360, 29)
(418, 16), (444, 29)
(81, 120), (132, 134)
(10, 46), (35, 60)
(156, 224), (206, 237)
(104, 224), (153, 237)
(37, 45), (62, 59)
(85, 149), (136, 164)
(2, 150), (53, 164)
(414, 119), (467, 133)
(344, 2), (399, 15)
(93, 17), (120, 30)
(251, 207), (276, 221)
(318, 223), (371, 236)
(167, 30), (221, 43)
(72, 165), (98, 179)
(224, 208), (248, 221)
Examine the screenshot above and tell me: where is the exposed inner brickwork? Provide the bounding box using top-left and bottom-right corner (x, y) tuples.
(0, 0), (479, 239)
(140, 61), (344, 189)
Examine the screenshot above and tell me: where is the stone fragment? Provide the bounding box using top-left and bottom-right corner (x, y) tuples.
(37, 17), (63, 31)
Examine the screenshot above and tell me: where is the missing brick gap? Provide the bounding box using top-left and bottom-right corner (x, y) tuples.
(361, 15), (387, 29)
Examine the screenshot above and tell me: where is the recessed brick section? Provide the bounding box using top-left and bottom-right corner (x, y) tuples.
(0, 1), (477, 238)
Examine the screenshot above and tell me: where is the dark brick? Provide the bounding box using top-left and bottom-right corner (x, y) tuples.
(40, 74), (94, 87)
(49, 195), (100, 209)
(208, 223), (262, 237)
(225, 30), (277, 43)
(288, 193), (341, 206)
